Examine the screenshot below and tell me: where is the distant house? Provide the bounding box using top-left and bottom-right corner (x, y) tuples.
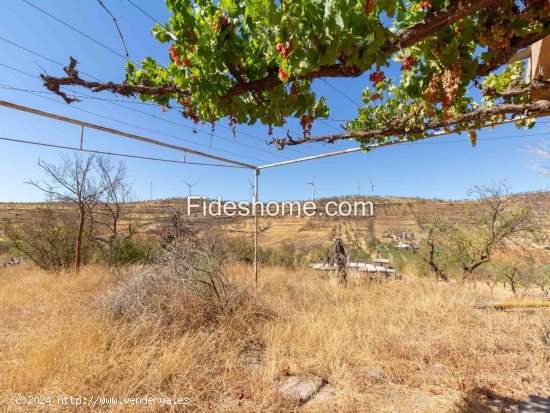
(396, 241), (420, 251)
(544, 246), (550, 251)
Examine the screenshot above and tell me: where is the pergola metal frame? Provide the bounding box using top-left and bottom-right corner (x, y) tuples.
(0, 99), (548, 288)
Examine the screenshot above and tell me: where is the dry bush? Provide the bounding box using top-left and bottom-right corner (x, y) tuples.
(102, 236), (271, 335)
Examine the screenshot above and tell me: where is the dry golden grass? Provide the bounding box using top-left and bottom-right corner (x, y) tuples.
(0, 264), (549, 412)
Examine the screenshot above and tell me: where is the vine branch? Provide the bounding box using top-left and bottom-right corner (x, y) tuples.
(41, 0), (503, 103)
(40, 57), (187, 104)
(270, 99), (550, 148)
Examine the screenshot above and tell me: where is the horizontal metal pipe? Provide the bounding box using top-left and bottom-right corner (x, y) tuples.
(258, 115), (547, 170)
(0, 100), (257, 169)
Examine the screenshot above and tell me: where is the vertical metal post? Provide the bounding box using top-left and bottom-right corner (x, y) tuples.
(254, 168), (260, 289)
(79, 126), (84, 150)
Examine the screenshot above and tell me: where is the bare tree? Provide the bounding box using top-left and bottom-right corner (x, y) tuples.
(155, 208), (199, 250)
(27, 154), (109, 271)
(94, 157), (141, 263)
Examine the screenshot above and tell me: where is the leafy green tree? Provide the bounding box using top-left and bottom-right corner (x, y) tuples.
(42, 0), (550, 148)
(417, 183), (537, 281)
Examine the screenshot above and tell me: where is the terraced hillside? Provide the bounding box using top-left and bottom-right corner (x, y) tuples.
(1, 192), (549, 252)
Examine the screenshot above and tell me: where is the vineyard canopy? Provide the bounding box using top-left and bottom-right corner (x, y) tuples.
(41, 0), (550, 149)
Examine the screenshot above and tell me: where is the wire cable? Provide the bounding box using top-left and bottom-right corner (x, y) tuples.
(323, 79), (362, 108)
(126, 0), (164, 26)
(21, 0), (132, 63)
(0, 79), (269, 164)
(0, 65), (289, 162)
(0, 33), (312, 155)
(0, 135), (246, 168)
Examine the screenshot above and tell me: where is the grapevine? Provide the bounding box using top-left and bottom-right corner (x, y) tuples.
(478, 3), (517, 50)
(41, 0), (550, 149)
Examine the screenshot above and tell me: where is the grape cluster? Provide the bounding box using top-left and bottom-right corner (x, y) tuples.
(417, 0), (431, 10)
(276, 43), (292, 59)
(441, 64), (461, 112)
(468, 130), (477, 147)
(228, 115), (238, 137)
(425, 75), (441, 105)
(213, 11), (231, 33)
(425, 64), (462, 113)
(478, 24), (516, 49)
(369, 70), (385, 87)
(182, 106), (199, 126)
(300, 114), (314, 136)
(364, 0), (375, 16)
(169, 45), (182, 67)
(400, 56), (416, 71)
(180, 96), (190, 109)
(478, 5), (517, 50)
(161, 105), (167, 113)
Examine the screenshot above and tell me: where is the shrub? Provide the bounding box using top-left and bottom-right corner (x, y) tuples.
(102, 235), (157, 266)
(101, 233), (270, 334)
(0, 239), (10, 255)
(298, 243), (327, 265)
(2, 209), (96, 271)
(268, 241), (297, 268)
(224, 235), (255, 264)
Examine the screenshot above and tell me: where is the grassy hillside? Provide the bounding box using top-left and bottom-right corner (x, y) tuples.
(2, 192), (549, 252)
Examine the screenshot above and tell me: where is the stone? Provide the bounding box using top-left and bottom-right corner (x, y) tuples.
(238, 340), (265, 369)
(516, 395), (550, 413)
(278, 375), (335, 405)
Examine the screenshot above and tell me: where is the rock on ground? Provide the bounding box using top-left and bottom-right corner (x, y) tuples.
(278, 375), (336, 405)
(515, 395), (550, 412)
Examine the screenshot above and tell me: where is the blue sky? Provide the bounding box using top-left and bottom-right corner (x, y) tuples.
(0, 0), (548, 203)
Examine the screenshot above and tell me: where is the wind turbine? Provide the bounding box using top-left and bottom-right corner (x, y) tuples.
(183, 180), (199, 197)
(369, 178), (375, 195)
(248, 178), (255, 199)
(306, 176), (315, 201)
